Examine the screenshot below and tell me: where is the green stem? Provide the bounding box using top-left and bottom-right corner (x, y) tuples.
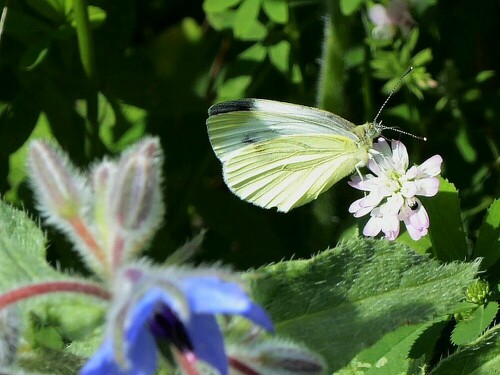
(361, 47), (374, 119)
(316, 1), (350, 114)
(74, 0), (99, 156)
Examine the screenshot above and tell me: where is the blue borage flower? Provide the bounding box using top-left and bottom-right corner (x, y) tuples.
(80, 265), (273, 375)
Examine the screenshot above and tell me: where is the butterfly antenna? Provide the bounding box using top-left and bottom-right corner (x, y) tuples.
(373, 67), (426, 141)
(380, 126), (427, 141)
(373, 66), (414, 125)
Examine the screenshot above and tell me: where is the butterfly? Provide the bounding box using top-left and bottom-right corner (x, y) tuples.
(206, 98), (383, 213)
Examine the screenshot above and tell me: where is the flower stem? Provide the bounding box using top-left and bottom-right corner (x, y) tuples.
(69, 216), (109, 274)
(316, 1), (350, 114)
(228, 357), (260, 375)
(73, 0), (100, 156)
(175, 351), (200, 375)
(0, 281), (111, 310)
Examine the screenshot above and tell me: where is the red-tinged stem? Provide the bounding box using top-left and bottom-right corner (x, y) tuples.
(229, 357), (260, 375)
(175, 350), (200, 375)
(69, 216), (108, 270)
(0, 281), (111, 310)
(112, 234), (126, 270)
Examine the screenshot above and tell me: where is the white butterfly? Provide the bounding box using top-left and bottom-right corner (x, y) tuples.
(206, 99), (382, 212)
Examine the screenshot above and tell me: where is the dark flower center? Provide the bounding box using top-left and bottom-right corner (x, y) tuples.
(149, 305), (194, 353)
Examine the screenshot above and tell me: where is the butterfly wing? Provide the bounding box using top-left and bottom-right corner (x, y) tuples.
(207, 99), (358, 162)
(206, 99), (371, 212)
(221, 134), (368, 212)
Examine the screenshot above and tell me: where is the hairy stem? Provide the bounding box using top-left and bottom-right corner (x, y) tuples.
(0, 281), (111, 310)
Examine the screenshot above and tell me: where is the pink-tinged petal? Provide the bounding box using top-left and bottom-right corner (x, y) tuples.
(391, 140), (409, 172)
(349, 199), (373, 217)
(416, 155), (443, 178)
(405, 221), (427, 240)
(381, 215), (400, 240)
(349, 193), (384, 217)
(408, 204), (429, 231)
(387, 0), (415, 32)
(348, 174), (378, 191)
(363, 216), (383, 237)
(401, 203), (430, 240)
(368, 5), (391, 26)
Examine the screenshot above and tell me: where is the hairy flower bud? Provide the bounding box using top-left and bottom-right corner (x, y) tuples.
(27, 140), (88, 223)
(109, 137), (164, 235)
(228, 338), (325, 375)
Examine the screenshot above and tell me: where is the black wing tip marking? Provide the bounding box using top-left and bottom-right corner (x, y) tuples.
(208, 99), (257, 116)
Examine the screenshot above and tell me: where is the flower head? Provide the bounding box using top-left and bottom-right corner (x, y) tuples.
(349, 138), (442, 241)
(80, 265), (273, 375)
(368, 0), (415, 39)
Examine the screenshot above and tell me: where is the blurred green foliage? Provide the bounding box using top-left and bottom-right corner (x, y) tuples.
(0, 0), (497, 272)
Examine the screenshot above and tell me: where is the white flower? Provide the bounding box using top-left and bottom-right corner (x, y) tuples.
(349, 138), (442, 241)
(368, 0), (415, 39)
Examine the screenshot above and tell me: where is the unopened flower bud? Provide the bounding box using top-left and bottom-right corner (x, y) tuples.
(27, 140), (88, 222)
(228, 338), (325, 375)
(109, 137), (164, 234)
(465, 280), (490, 305)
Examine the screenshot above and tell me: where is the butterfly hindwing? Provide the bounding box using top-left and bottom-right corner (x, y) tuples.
(222, 134), (368, 212)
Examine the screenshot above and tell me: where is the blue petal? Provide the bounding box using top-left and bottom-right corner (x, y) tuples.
(181, 277), (251, 313)
(127, 288), (180, 343)
(180, 277), (274, 332)
(80, 329), (157, 375)
(186, 314), (228, 375)
(241, 302), (274, 333)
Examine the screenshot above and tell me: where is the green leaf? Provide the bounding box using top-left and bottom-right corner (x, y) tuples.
(75, 93), (147, 152)
(0, 201), (106, 372)
(474, 199), (500, 270)
(411, 48), (433, 66)
(20, 39), (50, 70)
(431, 328), (500, 374)
(340, 0), (364, 15)
(455, 123), (477, 163)
(396, 229), (432, 255)
(475, 70), (495, 83)
(238, 43), (267, 62)
(233, 0), (267, 41)
(268, 40), (291, 73)
(217, 75), (252, 101)
(249, 238), (478, 372)
(70, 6), (107, 29)
(421, 178), (469, 262)
(452, 302), (499, 346)
(261, 0), (289, 23)
(337, 319), (446, 374)
(206, 9), (236, 30)
(5, 112), (53, 203)
(203, 0), (242, 13)
(25, 0), (72, 24)
(0, 200), (59, 288)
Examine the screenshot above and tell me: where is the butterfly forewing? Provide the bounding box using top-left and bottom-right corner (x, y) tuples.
(208, 99), (359, 161)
